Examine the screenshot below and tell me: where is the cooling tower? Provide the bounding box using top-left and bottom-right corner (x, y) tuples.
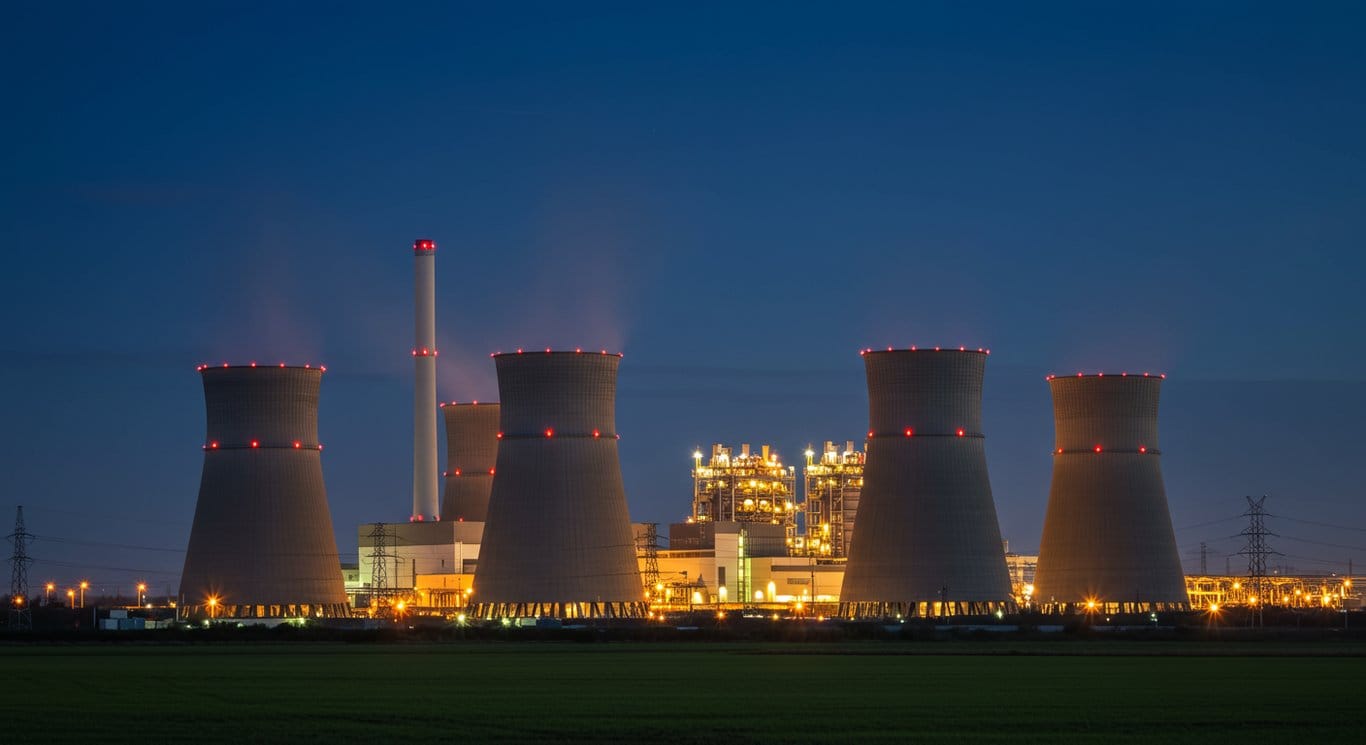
(840, 348), (1014, 618)
(440, 401), (500, 522)
(1034, 373), (1189, 612)
(472, 350), (646, 619)
(180, 364), (348, 618)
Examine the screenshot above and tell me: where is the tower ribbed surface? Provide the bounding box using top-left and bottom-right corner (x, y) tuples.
(179, 367), (348, 618)
(840, 350), (1014, 618)
(473, 352), (645, 618)
(1034, 375), (1189, 611)
(441, 403), (500, 522)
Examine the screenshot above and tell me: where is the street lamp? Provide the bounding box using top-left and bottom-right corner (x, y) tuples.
(136, 583), (147, 608)
(207, 596), (219, 619)
(66, 588), (75, 607)
(45, 582), (54, 605)
(79, 581), (89, 608)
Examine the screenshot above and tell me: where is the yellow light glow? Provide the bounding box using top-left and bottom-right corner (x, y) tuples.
(80, 581), (89, 590)
(1209, 603), (1220, 612)
(45, 582), (55, 592)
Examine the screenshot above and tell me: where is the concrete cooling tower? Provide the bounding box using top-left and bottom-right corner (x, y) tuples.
(472, 350), (646, 619)
(840, 348), (1014, 618)
(440, 401), (500, 522)
(180, 364), (348, 618)
(1034, 373), (1189, 612)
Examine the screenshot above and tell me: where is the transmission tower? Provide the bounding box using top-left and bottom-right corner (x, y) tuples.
(367, 522), (392, 614)
(1237, 495), (1279, 626)
(7, 505), (34, 631)
(642, 522), (661, 593)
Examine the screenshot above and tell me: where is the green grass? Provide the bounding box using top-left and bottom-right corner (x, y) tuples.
(1, 642), (1361, 743)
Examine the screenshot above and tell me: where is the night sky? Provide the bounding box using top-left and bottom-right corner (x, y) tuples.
(4, 2), (1365, 596)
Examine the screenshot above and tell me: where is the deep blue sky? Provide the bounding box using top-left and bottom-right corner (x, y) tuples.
(4, 2), (1365, 595)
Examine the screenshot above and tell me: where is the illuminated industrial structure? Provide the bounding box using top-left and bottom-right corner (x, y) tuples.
(691, 443), (798, 542)
(180, 364), (349, 618)
(1184, 574), (1358, 611)
(411, 238), (440, 522)
(473, 350), (646, 619)
(802, 440), (864, 557)
(1034, 373), (1189, 613)
(1004, 544), (1038, 607)
(840, 348), (1015, 618)
(440, 401), (500, 522)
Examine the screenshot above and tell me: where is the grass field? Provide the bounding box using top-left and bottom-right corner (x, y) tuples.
(2, 641), (1362, 743)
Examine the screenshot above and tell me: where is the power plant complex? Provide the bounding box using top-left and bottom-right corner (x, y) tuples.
(158, 237), (1358, 624)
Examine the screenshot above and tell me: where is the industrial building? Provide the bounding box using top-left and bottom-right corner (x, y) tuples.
(179, 364), (349, 618)
(1034, 373), (1189, 613)
(1003, 542), (1038, 605)
(354, 521), (481, 608)
(840, 348), (1015, 618)
(802, 441), (864, 557)
(472, 350), (647, 619)
(440, 401), (500, 522)
(1184, 574), (1357, 611)
(691, 443), (798, 543)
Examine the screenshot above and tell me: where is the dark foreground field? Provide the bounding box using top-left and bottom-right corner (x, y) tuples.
(2, 641), (1362, 743)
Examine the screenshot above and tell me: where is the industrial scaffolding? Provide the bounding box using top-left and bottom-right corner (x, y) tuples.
(801, 441), (864, 557)
(691, 443), (798, 541)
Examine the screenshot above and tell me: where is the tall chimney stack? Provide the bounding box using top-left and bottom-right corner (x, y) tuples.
(412, 238), (439, 521)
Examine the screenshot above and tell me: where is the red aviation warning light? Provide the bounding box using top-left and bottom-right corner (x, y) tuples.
(413, 239), (436, 252)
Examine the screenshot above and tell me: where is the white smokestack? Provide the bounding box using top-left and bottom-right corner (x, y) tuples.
(412, 238), (439, 521)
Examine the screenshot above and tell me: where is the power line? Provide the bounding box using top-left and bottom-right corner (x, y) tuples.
(1177, 515), (1244, 531)
(8, 506), (34, 630)
(30, 557), (182, 577)
(1237, 495), (1279, 627)
(32, 535), (185, 554)
(367, 522), (392, 612)
(1277, 534), (1366, 553)
(16, 504), (191, 528)
(1271, 514), (1366, 534)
